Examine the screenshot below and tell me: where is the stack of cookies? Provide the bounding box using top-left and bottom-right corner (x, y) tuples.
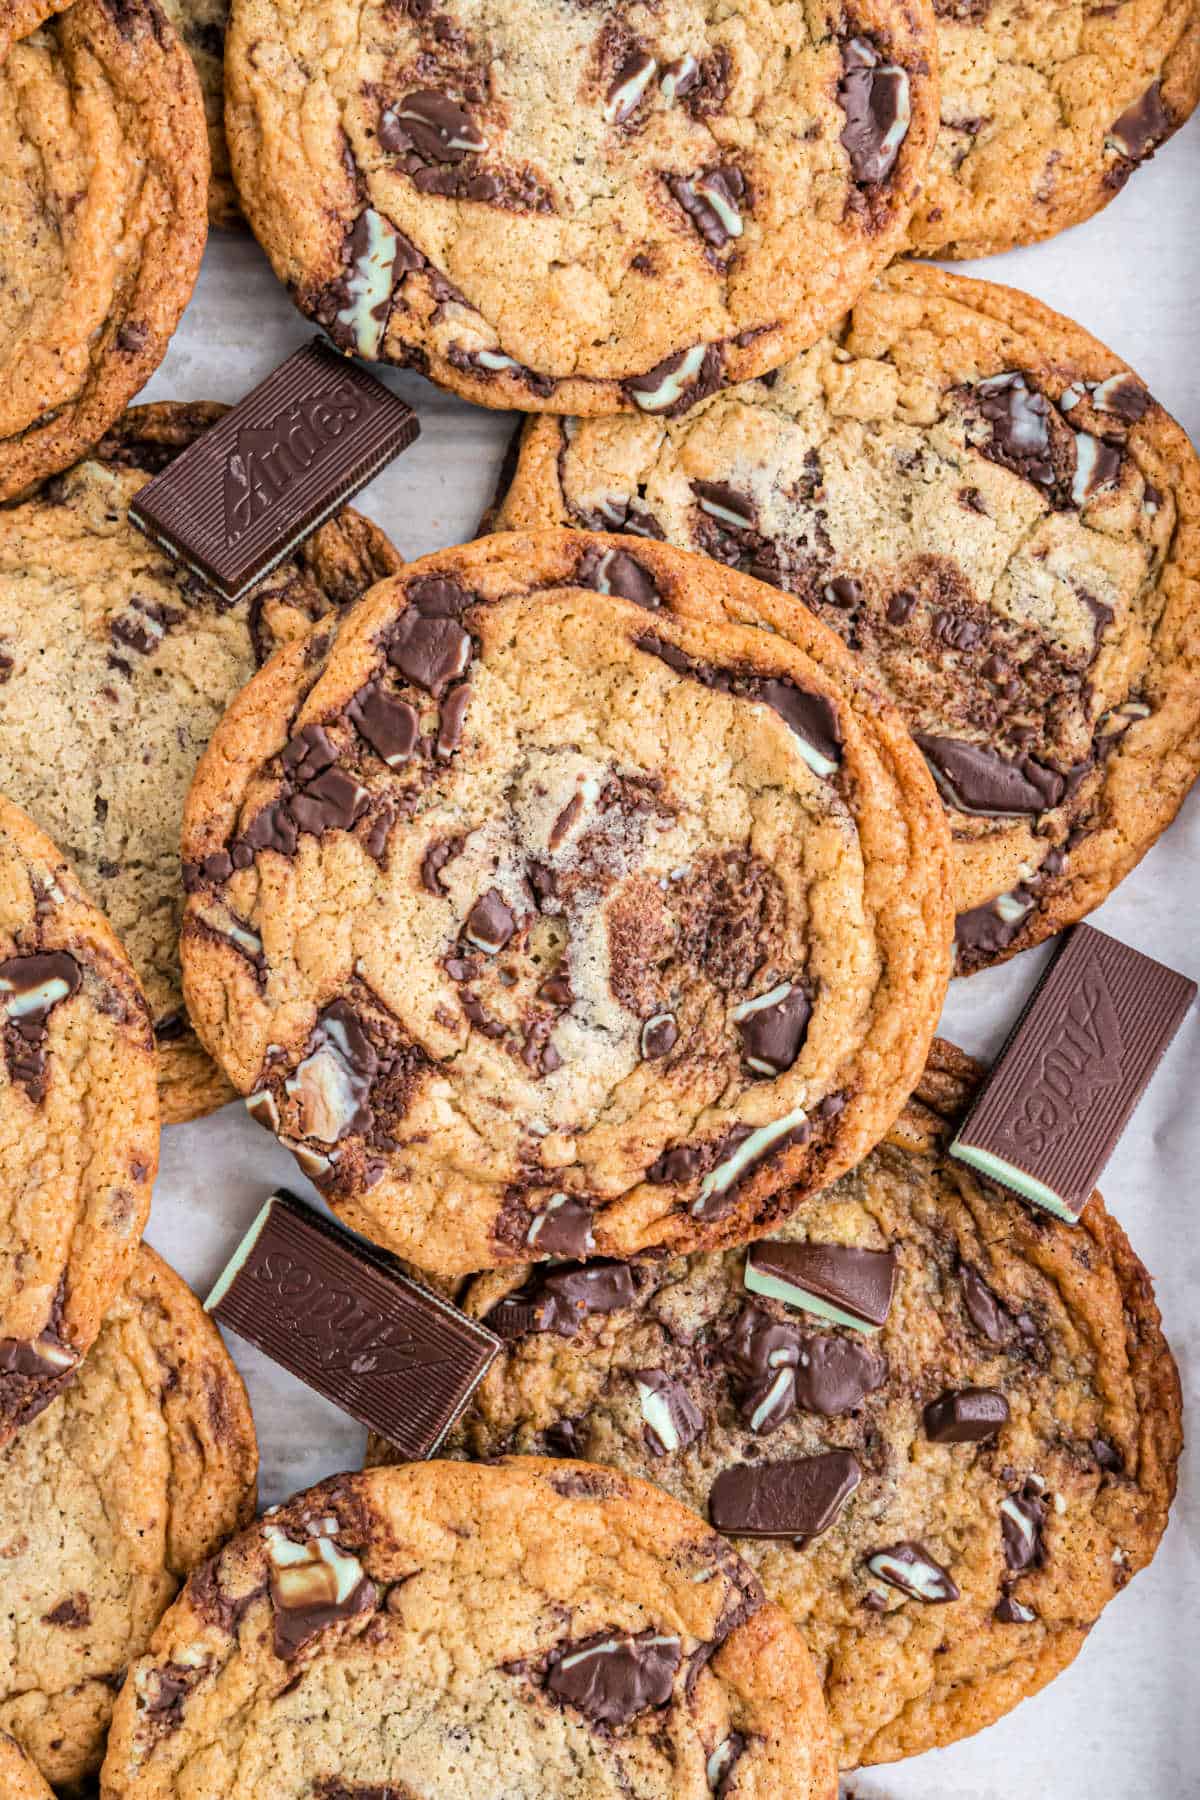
(0, 0), (1196, 1793)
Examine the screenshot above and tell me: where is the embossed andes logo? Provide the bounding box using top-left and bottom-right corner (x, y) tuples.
(1001, 962), (1124, 1157)
(240, 1245), (455, 1378)
(223, 379), (366, 544)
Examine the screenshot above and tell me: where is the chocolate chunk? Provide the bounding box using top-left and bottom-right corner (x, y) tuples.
(205, 1190), (498, 1457)
(546, 1628), (680, 1725)
(954, 893), (1033, 959)
(129, 340), (418, 603)
(793, 1334), (887, 1416)
(959, 1265), (1012, 1346)
(1090, 372), (1151, 420)
(264, 1519), (376, 1659)
(387, 610), (472, 695)
(995, 1594), (1037, 1624)
(646, 1143), (705, 1185)
(525, 1194), (595, 1256)
(283, 998), (377, 1143)
(1000, 1481), (1046, 1571)
(576, 544), (662, 609)
(951, 924), (1195, 1222)
(916, 735), (1068, 816)
(838, 38), (911, 184)
(436, 682), (472, 757)
(924, 1387), (1010, 1443)
(706, 1734), (746, 1796)
(731, 981), (811, 1075)
(886, 589), (916, 625)
(289, 768), (370, 837)
(0, 951), (83, 1102)
(1071, 433), (1123, 506)
(381, 90), (487, 162)
(667, 165), (747, 247)
(624, 343), (723, 416)
(420, 836), (463, 894)
(640, 1012), (678, 1059)
(538, 971), (574, 1007)
(485, 1260), (636, 1338)
(635, 632), (842, 776)
(694, 480), (757, 532)
(1109, 80), (1172, 162)
(866, 1542), (959, 1603)
(464, 889), (516, 954)
(974, 372), (1054, 487)
(710, 1450), (861, 1540)
(723, 1306), (804, 1433)
(633, 1368), (703, 1455)
(824, 576), (861, 609)
(346, 682), (419, 767)
(745, 1240), (896, 1332)
(604, 51), (658, 126)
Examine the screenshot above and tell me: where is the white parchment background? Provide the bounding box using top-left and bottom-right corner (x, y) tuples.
(139, 118), (1199, 1799)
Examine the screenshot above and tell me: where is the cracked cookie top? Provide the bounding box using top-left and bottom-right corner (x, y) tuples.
(493, 264), (1200, 972)
(909, 0), (1200, 258)
(224, 0), (939, 414)
(0, 0), (208, 500)
(0, 405), (402, 1124)
(0, 1735), (53, 1800)
(0, 1246), (257, 1790)
(179, 530), (951, 1278)
(0, 796), (159, 1446)
(381, 1040), (1182, 1769)
(101, 1460), (836, 1799)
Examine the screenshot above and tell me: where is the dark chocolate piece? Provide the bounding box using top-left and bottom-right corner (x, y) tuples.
(915, 735), (1067, 816)
(744, 1240), (896, 1332)
(263, 1519), (376, 1660)
(1109, 80), (1172, 163)
(866, 1542), (959, 1603)
(0, 950), (82, 1103)
(732, 981), (811, 1075)
(1000, 1481), (1046, 1571)
(485, 1260), (637, 1338)
(129, 340), (418, 603)
(205, 1190), (498, 1457)
(923, 1387), (1010, 1444)
(951, 924), (1195, 1222)
(709, 1450), (861, 1540)
(525, 1194), (595, 1256)
(546, 1627), (680, 1725)
(838, 37), (911, 184)
(633, 1368), (703, 1455)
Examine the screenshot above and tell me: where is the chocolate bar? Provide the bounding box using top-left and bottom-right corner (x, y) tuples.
(130, 339), (418, 602)
(951, 924), (1195, 1221)
(205, 1190), (497, 1457)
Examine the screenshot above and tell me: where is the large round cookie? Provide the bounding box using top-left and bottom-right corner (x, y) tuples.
(180, 530), (952, 1277)
(0, 0), (208, 502)
(0, 405), (402, 1123)
(0, 1736), (53, 1800)
(224, 0), (940, 415)
(0, 1245), (257, 1789)
(493, 265), (1200, 973)
(909, 0), (1200, 259)
(101, 1460), (836, 1799)
(0, 796), (158, 1445)
(376, 1040), (1181, 1768)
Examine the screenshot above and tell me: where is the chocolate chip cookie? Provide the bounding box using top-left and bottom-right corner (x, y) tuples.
(493, 264), (1200, 973)
(374, 1040), (1181, 1769)
(0, 1245), (257, 1789)
(0, 795), (159, 1446)
(0, 405), (402, 1123)
(0, 1736), (53, 1800)
(224, 0), (939, 415)
(0, 0), (209, 501)
(101, 1459), (836, 1799)
(909, 0), (1200, 258)
(180, 530), (952, 1278)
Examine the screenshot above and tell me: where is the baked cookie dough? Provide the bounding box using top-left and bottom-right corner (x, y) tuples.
(0, 405), (402, 1123)
(0, 1736), (53, 1800)
(0, 0), (208, 501)
(910, 0), (1200, 259)
(180, 530), (952, 1278)
(379, 1040), (1182, 1768)
(101, 1460), (836, 1799)
(0, 796), (158, 1445)
(0, 1245), (257, 1790)
(224, 0), (940, 414)
(493, 264), (1200, 972)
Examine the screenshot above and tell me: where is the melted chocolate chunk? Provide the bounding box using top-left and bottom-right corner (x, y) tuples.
(420, 836), (463, 894)
(1109, 81), (1172, 163)
(733, 982), (811, 1075)
(546, 1628), (681, 1725)
(464, 889), (516, 954)
(915, 735), (1070, 816)
(635, 634), (842, 772)
(723, 1305), (885, 1429)
(973, 372), (1056, 486)
(666, 164), (748, 248)
(710, 1450), (861, 1540)
(380, 89), (487, 163)
(0, 951), (83, 1103)
(1000, 1480), (1046, 1571)
(634, 1367), (703, 1455)
(387, 610), (473, 695)
(838, 38), (910, 184)
(436, 682), (472, 756)
(694, 480), (758, 534)
(866, 1541), (959, 1603)
(525, 1194), (594, 1256)
(267, 1530), (376, 1659)
(346, 682), (420, 767)
(282, 998), (379, 1145)
(794, 1334), (886, 1416)
(485, 1260), (637, 1338)
(576, 544), (662, 610)
(624, 344), (723, 417)
(239, 725), (370, 860)
(640, 1012), (679, 1059)
(745, 1240), (896, 1331)
(924, 1387), (1010, 1443)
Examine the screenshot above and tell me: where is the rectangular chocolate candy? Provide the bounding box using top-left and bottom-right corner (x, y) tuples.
(951, 924), (1195, 1222)
(205, 1190), (498, 1458)
(130, 339), (418, 602)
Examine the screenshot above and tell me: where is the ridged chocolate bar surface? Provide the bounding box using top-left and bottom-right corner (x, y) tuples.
(130, 339), (418, 600)
(206, 1190), (497, 1457)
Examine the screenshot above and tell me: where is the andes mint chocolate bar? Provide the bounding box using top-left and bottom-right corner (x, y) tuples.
(130, 340), (418, 602)
(709, 1450), (861, 1540)
(205, 1190), (497, 1457)
(951, 924), (1195, 1222)
(743, 1240), (896, 1333)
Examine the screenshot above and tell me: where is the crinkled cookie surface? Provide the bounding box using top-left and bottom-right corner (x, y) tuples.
(0, 405), (402, 1123)
(101, 1460), (836, 1799)
(910, 0), (1200, 258)
(0, 796), (158, 1445)
(0, 1246), (257, 1789)
(179, 530), (951, 1277)
(225, 0), (939, 412)
(0, 1734), (53, 1800)
(0, 0), (208, 500)
(381, 1041), (1182, 1768)
(493, 264), (1200, 972)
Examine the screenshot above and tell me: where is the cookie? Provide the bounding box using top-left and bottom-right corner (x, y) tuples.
(0, 0), (208, 502)
(493, 264), (1200, 973)
(224, 0), (940, 415)
(376, 1040), (1182, 1768)
(0, 795), (159, 1445)
(0, 405), (402, 1123)
(101, 1459), (836, 1798)
(909, 0), (1200, 259)
(0, 1736), (53, 1800)
(0, 1245), (257, 1789)
(179, 530), (952, 1278)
